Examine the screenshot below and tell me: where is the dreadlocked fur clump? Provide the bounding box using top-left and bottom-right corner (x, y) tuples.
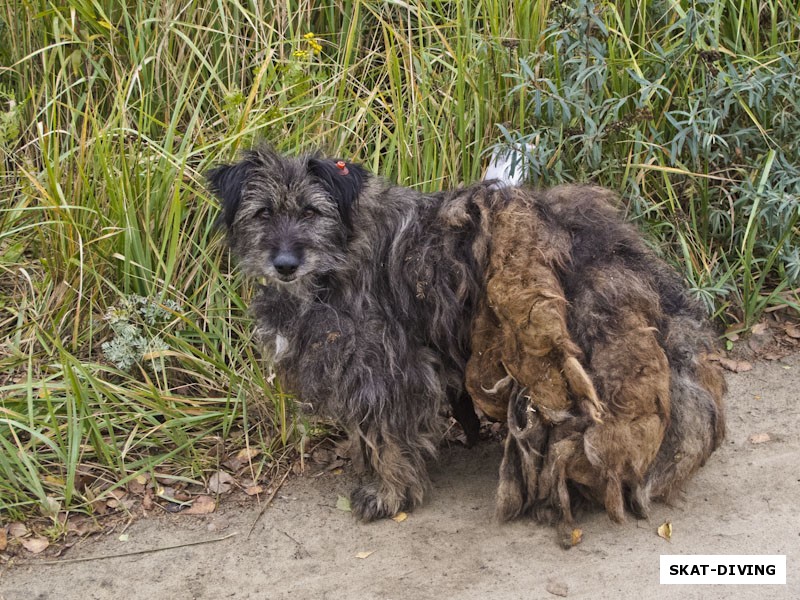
(208, 147), (725, 530)
(467, 186), (726, 544)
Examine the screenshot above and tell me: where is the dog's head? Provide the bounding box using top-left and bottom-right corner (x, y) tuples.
(207, 147), (368, 288)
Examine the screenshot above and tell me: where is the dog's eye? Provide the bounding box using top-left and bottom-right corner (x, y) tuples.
(302, 206), (320, 220)
(254, 206), (272, 220)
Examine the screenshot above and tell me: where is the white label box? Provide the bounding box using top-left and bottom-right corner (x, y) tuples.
(661, 555), (786, 585)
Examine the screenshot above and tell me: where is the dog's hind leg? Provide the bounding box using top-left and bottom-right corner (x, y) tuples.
(450, 391), (480, 447)
(496, 386), (549, 521)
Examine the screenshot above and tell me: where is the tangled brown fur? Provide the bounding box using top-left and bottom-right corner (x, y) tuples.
(466, 186), (725, 540)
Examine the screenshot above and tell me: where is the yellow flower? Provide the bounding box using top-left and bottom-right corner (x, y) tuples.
(303, 32), (323, 53)
(293, 49), (309, 59)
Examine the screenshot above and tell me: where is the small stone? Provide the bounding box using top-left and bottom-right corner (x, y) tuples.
(546, 580), (569, 597)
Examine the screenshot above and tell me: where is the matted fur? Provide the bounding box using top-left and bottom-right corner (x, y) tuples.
(467, 186), (725, 538)
(208, 147), (725, 527)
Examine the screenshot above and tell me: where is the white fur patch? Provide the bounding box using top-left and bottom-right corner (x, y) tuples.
(274, 334), (289, 359)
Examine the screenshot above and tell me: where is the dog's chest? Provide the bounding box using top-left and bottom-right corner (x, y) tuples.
(274, 334), (290, 359)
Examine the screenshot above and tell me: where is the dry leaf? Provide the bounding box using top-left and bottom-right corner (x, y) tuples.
(784, 324), (800, 339)
(355, 551), (374, 559)
(21, 536), (49, 554)
(66, 516), (100, 536)
(751, 322), (768, 336)
(154, 473), (179, 485)
(748, 432), (771, 444)
(570, 528), (583, 546)
(657, 521), (672, 541)
(108, 489), (126, 500)
(717, 357), (752, 373)
(8, 523), (27, 538)
(0, 528), (7, 552)
(245, 485), (265, 496)
(156, 485), (174, 499)
(182, 495), (216, 515)
(128, 479), (146, 495)
(225, 447), (263, 471)
(91, 498), (109, 515)
(128, 474), (149, 494)
(173, 490), (191, 502)
(336, 495), (352, 512)
(236, 447), (262, 461)
(546, 580), (569, 597)
(392, 512), (408, 523)
(208, 471), (234, 494)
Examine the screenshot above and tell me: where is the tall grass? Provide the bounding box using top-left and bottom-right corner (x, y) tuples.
(1, 0), (798, 523)
(498, 0), (800, 323)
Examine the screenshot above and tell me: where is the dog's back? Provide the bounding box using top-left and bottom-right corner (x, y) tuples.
(532, 186), (726, 505)
(465, 183), (726, 528)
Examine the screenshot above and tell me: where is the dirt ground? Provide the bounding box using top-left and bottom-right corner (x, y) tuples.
(2, 354), (798, 600)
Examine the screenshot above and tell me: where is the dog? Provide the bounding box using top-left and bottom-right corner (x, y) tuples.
(208, 146), (725, 526)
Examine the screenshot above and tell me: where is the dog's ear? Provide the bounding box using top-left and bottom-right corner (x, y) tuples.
(307, 157), (368, 231)
(207, 159), (253, 229)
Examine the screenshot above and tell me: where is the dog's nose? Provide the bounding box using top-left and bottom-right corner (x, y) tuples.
(273, 252), (300, 277)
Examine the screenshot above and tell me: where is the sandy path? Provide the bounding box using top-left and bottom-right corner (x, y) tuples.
(2, 355), (798, 599)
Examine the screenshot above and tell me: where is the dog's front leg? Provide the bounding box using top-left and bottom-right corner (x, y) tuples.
(327, 335), (444, 522)
(289, 308), (442, 521)
(349, 426), (432, 522)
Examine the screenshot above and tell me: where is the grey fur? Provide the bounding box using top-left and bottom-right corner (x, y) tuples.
(209, 147), (492, 520)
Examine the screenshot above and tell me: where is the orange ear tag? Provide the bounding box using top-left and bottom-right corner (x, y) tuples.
(336, 160), (350, 175)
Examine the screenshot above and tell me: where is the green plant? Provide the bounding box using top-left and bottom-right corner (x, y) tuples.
(100, 294), (181, 372)
(498, 0), (800, 326)
(1, 0), (797, 524)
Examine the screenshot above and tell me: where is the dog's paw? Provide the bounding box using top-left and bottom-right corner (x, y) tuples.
(627, 483), (651, 520)
(532, 504), (560, 525)
(349, 484), (403, 522)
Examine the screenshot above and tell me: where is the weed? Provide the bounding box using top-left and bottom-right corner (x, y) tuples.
(1, 0), (797, 522)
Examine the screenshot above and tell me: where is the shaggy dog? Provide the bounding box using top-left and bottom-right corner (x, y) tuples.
(208, 146), (725, 527)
